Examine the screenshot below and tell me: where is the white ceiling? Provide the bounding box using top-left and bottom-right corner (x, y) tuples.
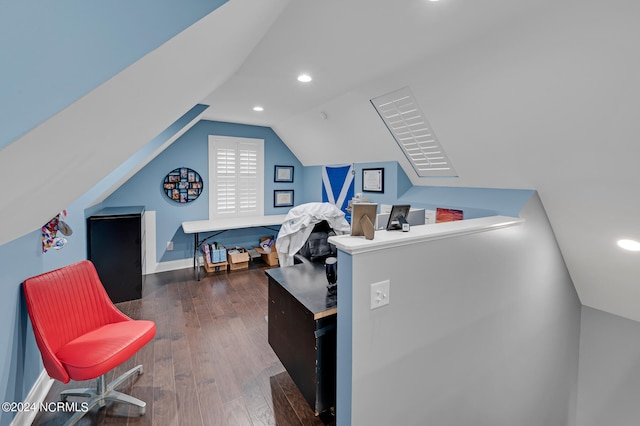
(201, 0), (640, 321)
(201, 0), (553, 131)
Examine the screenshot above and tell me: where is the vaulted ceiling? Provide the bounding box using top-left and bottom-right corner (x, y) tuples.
(4, 0), (640, 321)
(202, 0), (640, 322)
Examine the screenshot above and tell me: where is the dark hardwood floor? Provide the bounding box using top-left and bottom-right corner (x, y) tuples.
(33, 261), (335, 426)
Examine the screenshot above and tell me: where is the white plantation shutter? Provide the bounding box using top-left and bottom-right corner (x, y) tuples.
(215, 144), (236, 214)
(371, 87), (457, 177)
(209, 136), (264, 218)
(238, 142), (259, 212)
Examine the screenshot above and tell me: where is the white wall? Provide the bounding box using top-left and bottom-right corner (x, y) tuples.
(271, 0), (640, 323)
(341, 192), (581, 425)
(576, 307), (640, 425)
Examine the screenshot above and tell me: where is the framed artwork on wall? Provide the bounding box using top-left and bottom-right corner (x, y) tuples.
(362, 168), (384, 193)
(274, 165), (294, 182)
(274, 190), (294, 207)
(162, 167), (203, 203)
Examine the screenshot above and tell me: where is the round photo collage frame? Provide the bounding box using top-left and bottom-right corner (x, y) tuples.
(163, 167), (203, 203)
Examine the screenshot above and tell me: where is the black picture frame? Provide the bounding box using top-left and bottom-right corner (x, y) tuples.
(362, 168), (384, 193)
(274, 190), (294, 207)
(274, 165), (294, 182)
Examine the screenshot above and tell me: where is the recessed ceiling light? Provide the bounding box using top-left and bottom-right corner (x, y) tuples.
(253, 106), (264, 112)
(297, 74), (312, 83)
(617, 239), (640, 251)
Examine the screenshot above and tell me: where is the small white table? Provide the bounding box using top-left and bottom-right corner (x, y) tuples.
(182, 215), (288, 280)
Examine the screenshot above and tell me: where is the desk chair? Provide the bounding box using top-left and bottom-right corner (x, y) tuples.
(23, 260), (156, 425)
(294, 220), (338, 264)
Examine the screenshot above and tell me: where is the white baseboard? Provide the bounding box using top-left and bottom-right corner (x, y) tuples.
(11, 369), (54, 426)
(149, 257), (196, 274)
(141, 210), (199, 275)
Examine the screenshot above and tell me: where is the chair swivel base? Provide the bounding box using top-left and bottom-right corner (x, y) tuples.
(60, 364), (146, 426)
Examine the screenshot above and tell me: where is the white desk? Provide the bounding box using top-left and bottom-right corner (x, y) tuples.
(182, 215), (288, 280)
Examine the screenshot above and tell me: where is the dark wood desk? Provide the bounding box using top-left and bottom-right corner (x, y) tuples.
(266, 262), (337, 415)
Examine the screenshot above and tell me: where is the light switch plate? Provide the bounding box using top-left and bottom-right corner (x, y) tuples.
(425, 210), (436, 224)
(370, 280), (390, 310)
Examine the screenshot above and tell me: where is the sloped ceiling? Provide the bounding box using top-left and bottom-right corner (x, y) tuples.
(0, 0), (290, 246)
(0, 0), (229, 149)
(201, 0), (640, 321)
(4, 0), (640, 323)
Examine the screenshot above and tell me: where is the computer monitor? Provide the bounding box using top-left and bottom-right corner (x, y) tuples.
(351, 203), (377, 240)
(386, 204), (411, 231)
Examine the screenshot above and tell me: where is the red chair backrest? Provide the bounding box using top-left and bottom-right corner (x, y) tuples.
(23, 260), (131, 383)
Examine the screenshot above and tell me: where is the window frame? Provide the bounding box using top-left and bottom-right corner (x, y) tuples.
(208, 135), (264, 219)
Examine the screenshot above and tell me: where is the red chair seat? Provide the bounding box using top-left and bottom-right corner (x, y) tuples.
(56, 320), (155, 381)
(23, 260), (156, 422)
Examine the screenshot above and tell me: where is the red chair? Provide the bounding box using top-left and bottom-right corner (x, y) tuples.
(23, 260), (156, 425)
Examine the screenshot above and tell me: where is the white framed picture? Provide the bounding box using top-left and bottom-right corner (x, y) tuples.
(274, 190), (294, 207)
(274, 165), (294, 182)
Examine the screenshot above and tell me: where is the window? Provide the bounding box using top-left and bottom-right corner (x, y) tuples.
(371, 87), (457, 177)
(208, 136), (264, 218)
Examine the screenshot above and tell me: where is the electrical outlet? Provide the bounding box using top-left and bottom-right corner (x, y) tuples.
(425, 210), (436, 224)
(370, 280), (390, 310)
(166, 241), (174, 251)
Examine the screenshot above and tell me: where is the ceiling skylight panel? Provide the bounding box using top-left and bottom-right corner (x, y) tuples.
(371, 87), (457, 177)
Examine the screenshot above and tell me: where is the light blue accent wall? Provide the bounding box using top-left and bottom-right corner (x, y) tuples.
(303, 161), (412, 208)
(0, 104), (207, 424)
(103, 120), (305, 262)
(358, 162), (534, 218)
(301, 166), (323, 204)
(396, 164), (413, 197)
(42, 104), (208, 273)
(0, 231), (43, 426)
(287, 162), (531, 220)
(353, 161), (409, 206)
(0, 101), (538, 426)
(399, 186), (535, 218)
(0, 0), (227, 148)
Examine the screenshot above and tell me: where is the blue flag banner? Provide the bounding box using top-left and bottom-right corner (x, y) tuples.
(322, 164), (354, 220)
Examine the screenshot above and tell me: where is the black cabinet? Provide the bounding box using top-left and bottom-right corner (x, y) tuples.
(87, 206), (145, 303)
(266, 262), (337, 415)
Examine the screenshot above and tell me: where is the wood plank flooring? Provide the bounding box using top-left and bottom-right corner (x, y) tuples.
(32, 262), (336, 426)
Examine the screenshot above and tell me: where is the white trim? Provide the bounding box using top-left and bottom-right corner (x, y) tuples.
(329, 216), (524, 255)
(143, 211), (156, 275)
(321, 168), (335, 204)
(11, 369), (54, 426)
(208, 135), (265, 219)
(335, 164), (354, 210)
(141, 210), (195, 276)
(153, 258), (195, 274)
